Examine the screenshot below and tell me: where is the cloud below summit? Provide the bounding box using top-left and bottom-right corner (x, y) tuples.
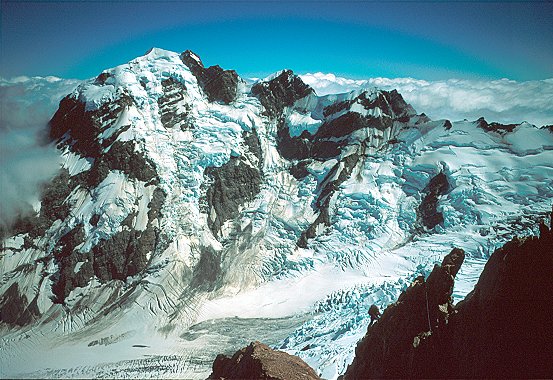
(300, 73), (553, 127)
(0, 76), (80, 230)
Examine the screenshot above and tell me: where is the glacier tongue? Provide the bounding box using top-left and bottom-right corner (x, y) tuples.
(1, 48), (552, 379)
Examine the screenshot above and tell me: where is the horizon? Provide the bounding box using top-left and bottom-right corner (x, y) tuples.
(1, 1), (552, 81)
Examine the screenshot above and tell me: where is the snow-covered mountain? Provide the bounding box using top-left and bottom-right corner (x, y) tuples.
(1, 48), (552, 379)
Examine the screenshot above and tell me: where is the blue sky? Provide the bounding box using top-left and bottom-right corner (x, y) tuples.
(1, 0), (552, 80)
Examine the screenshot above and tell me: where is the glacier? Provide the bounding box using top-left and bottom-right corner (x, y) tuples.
(1, 48), (552, 379)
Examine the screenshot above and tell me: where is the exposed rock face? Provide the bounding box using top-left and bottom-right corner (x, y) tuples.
(251, 70), (314, 118)
(298, 153), (360, 248)
(86, 140), (159, 188)
(50, 93), (134, 158)
(251, 71), (317, 161)
(180, 50), (239, 104)
(207, 341), (321, 380)
(476, 116), (518, 134)
(242, 129), (263, 170)
(51, 224), (91, 303)
(343, 248), (465, 379)
(418, 171), (449, 229)
(0, 283), (40, 326)
(158, 77), (193, 130)
(343, 209), (553, 379)
(205, 157), (262, 239)
(51, 187), (166, 303)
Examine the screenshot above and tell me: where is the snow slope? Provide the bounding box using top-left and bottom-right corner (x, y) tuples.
(1, 49), (552, 379)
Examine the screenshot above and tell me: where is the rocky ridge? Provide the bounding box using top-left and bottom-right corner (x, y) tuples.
(342, 208), (553, 379)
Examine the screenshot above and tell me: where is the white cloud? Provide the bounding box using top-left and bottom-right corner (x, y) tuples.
(0, 76), (80, 231)
(300, 73), (553, 126)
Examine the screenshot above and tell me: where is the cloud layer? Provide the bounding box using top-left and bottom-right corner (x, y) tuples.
(0, 76), (80, 231)
(300, 73), (553, 127)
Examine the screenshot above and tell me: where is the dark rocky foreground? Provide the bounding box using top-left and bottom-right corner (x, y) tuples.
(343, 208), (553, 379)
(207, 341), (320, 380)
(207, 209), (553, 379)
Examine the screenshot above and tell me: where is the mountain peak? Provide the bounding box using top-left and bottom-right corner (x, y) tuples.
(143, 47), (180, 60)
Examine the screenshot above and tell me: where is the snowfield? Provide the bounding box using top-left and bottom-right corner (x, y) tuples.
(1, 49), (552, 379)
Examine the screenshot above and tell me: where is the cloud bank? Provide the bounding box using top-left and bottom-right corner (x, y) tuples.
(300, 73), (553, 127)
(0, 76), (80, 232)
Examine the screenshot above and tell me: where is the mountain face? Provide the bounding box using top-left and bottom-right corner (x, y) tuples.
(1, 48), (552, 378)
(342, 209), (553, 379)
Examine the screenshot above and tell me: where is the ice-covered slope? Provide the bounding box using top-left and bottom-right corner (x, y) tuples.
(1, 48), (552, 379)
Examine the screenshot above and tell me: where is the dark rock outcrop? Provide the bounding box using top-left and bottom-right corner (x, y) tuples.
(180, 50), (239, 104)
(51, 188), (166, 303)
(94, 72), (112, 85)
(243, 129), (263, 169)
(289, 160), (311, 180)
(158, 77), (193, 130)
(476, 117), (518, 134)
(51, 224), (92, 303)
(251, 71), (318, 161)
(86, 140), (159, 187)
(49, 92), (159, 188)
(207, 341), (321, 380)
(316, 112), (390, 139)
(321, 90), (415, 122)
(92, 187), (165, 283)
(298, 153), (360, 248)
(49, 93), (134, 158)
(418, 171), (449, 229)
(0, 283), (40, 326)
(343, 208), (553, 379)
(251, 70), (314, 118)
(205, 157), (261, 239)
(343, 248), (465, 379)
